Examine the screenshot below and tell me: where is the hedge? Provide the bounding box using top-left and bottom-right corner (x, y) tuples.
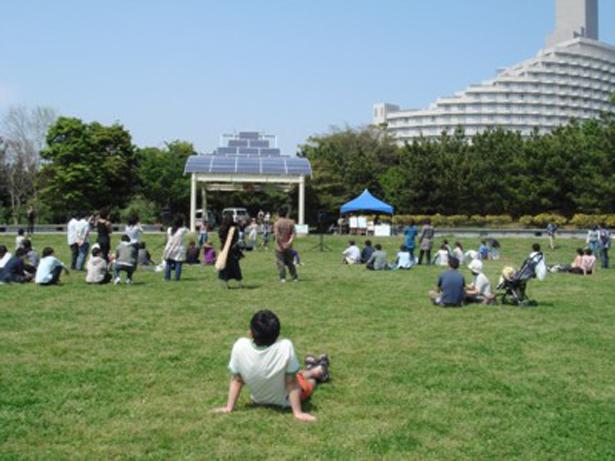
(388, 214), (614, 229)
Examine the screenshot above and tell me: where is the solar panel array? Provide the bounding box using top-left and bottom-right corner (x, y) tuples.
(184, 155), (312, 176)
(215, 132), (281, 156)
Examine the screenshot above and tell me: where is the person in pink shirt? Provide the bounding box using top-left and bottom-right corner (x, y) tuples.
(580, 248), (597, 276)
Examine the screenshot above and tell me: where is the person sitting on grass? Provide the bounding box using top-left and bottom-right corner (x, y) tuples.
(342, 240), (361, 265)
(464, 259), (495, 304)
(15, 228), (26, 251)
(137, 242), (156, 267)
(549, 248), (584, 274)
(0, 248), (33, 284)
(428, 256), (465, 307)
(391, 244), (413, 270)
(453, 241), (464, 265)
(22, 240), (39, 272)
(86, 246), (112, 284)
(185, 240), (200, 264)
(0, 245), (11, 270)
(366, 244), (388, 271)
(35, 247), (69, 286)
(433, 243), (450, 266)
(113, 235), (138, 285)
(478, 240), (490, 260)
(202, 241), (217, 265)
(361, 240), (374, 264)
(580, 248), (597, 276)
(213, 309), (330, 422)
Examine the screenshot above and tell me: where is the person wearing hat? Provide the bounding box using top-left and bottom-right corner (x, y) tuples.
(465, 259), (495, 304)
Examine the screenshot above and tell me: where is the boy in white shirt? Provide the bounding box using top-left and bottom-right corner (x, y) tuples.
(342, 240), (361, 264)
(214, 310), (330, 422)
(35, 247), (69, 285)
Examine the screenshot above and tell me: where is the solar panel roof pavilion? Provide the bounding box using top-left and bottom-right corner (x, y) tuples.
(184, 132), (312, 231)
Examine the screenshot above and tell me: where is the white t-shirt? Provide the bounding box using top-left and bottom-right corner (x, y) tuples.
(35, 256), (64, 284)
(342, 245), (361, 264)
(76, 219), (91, 243)
(0, 252), (12, 269)
(453, 247), (464, 265)
(67, 218), (79, 245)
(228, 337), (300, 408)
(473, 273), (492, 296)
(125, 224), (143, 244)
(435, 249), (449, 266)
(396, 251), (413, 269)
(15, 235), (26, 251)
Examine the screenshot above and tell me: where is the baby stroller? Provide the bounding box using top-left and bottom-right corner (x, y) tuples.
(497, 253), (544, 306)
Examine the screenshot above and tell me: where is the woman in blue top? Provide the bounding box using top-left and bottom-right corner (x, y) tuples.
(403, 220), (418, 261)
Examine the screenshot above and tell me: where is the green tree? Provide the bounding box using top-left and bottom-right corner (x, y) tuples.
(136, 141), (194, 219)
(38, 117), (137, 220)
(299, 126), (398, 216)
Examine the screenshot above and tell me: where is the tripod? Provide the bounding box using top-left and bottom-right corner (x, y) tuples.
(310, 229), (332, 252)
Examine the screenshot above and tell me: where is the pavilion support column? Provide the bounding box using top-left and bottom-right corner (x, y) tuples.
(298, 176), (305, 226)
(201, 186), (207, 225)
(190, 174), (197, 232)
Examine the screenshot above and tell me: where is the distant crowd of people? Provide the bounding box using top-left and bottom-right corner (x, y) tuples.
(0, 207), (302, 288)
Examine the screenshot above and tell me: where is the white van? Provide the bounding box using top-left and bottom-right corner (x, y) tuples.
(222, 208), (250, 224)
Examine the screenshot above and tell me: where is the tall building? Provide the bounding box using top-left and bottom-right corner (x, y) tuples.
(373, 0), (615, 142)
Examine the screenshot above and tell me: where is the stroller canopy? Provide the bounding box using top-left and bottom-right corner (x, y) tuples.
(340, 189), (394, 215)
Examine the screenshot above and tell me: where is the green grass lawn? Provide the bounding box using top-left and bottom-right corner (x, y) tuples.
(1, 233), (614, 460)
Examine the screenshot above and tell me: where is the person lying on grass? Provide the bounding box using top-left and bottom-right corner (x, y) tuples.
(213, 309), (330, 422)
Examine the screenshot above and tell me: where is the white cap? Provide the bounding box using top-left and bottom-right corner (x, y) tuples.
(468, 259), (483, 273)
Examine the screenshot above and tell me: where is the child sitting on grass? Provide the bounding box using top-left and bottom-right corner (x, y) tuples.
(213, 310), (330, 422)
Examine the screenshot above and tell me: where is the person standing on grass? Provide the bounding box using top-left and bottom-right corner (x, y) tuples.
(162, 216), (189, 281)
(417, 219), (434, 265)
(403, 220), (418, 262)
(546, 222), (558, 250)
(273, 207), (298, 283)
(598, 223), (611, 269)
(125, 214), (144, 249)
(213, 309), (330, 422)
(586, 225), (600, 258)
(67, 212), (79, 270)
(217, 213), (243, 288)
(75, 212), (92, 271)
(35, 247), (69, 285)
(96, 208), (113, 262)
(428, 256), (465, 307)
(26, 206), (36, 235)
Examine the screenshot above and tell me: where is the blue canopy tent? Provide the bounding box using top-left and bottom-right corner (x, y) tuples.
(340, 189), (394, 215)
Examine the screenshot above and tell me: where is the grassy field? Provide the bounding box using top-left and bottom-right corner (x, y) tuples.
(1, 233), (614, 460)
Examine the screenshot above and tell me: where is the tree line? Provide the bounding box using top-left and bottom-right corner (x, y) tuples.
(1, 98), (614, 225)
(300, 108), (615, 219)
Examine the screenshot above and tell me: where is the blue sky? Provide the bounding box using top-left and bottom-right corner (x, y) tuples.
(1, 0), (614, 154)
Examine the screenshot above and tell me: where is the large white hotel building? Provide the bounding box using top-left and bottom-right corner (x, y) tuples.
(373, 0), (615, 142)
